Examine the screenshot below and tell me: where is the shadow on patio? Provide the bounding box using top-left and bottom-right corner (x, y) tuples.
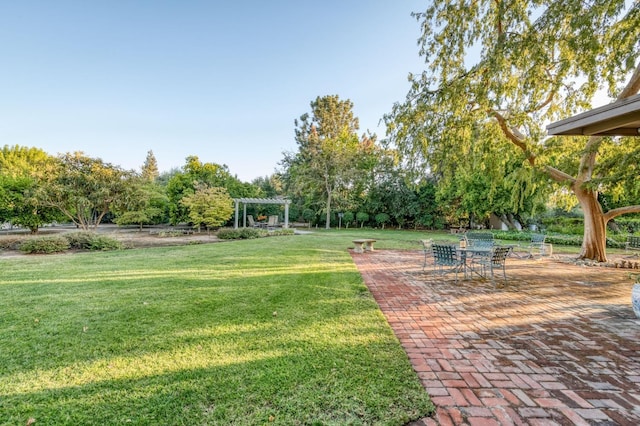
(352, 249), (640, 425)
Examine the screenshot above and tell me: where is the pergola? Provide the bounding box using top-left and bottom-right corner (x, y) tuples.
(233, 197), (291, 229)
(547, 94), (640, 136)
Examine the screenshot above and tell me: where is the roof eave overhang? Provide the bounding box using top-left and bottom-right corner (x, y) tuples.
(546, 94), (640, 136)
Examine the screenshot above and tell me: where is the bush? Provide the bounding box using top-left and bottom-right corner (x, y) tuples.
(268, 229), (295, 236)
(19, 236), (70, 254)
(87, 235), (124, 251)
(0, 235), (26, 250)
(238, 227), (264, 239)
(217, 227), (292, 240)
(64, 232), (123, 251)
(216, 228), (241, 240)
(614, 217), (640, 234)
(64, 232), (95, 249)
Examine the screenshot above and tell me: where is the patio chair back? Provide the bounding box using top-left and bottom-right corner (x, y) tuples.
(431, 244), (463, 282)
(466, 232), (494, 249)
(491, 246), (512, 266)
(421, 239), (433, 271)
(267, 215), (279, 228)
(529, 233), (547, 257)
(247, 215), (257, 227)
(531, 233), (546, 245)
(484, 246), (512, 284)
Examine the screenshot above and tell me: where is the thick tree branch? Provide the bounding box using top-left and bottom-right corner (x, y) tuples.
(617, 62), (640, 100)
(543, 165), (576, 183)
(494, 0), (503, 35)
(490, 110), (536, 165)
(604, 205), (640, 222)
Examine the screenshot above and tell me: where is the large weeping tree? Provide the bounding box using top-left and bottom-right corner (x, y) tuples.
(386, 0), (640, 262)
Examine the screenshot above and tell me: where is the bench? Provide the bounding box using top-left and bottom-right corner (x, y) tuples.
(352, 239), (376, 253)
(626, 236), (640, 256)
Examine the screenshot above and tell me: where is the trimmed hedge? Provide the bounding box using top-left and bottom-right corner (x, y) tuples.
(0, 236), (26, 250)
(64, 232), (123, 251)
(492, 230), (627, 248)
(19, 236), (70, 254)
(217, 227), (294, 240)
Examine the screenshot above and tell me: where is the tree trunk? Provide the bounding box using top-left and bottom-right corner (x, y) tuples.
(574, 184), (607, 262)
(325, 191), (332, 230)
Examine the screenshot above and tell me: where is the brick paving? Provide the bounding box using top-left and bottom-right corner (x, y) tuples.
(351, 250), (640, 425)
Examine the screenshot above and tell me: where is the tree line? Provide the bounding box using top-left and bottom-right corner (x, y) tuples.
(1, 0), (638, 263)
(0, 147), (257, 233)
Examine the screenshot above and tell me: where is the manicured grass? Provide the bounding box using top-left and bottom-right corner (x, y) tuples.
(0, 230), (434, 425)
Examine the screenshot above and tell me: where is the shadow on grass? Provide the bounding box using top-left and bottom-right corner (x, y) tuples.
(0, 241), (435, 425)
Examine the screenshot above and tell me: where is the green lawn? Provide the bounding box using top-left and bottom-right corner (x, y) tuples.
(0, 229), (435, 425)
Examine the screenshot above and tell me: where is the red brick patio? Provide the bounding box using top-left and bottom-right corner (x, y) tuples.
(352, 250), (640, 425)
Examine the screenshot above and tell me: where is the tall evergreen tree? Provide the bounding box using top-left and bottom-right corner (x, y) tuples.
(141, 150), (159, 182)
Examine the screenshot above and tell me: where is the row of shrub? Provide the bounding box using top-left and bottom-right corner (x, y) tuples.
(18, 232), (124, 254)
(491, 230), (627, 249)
(538, 215), (640, 236)
(217, 227), (295, 240)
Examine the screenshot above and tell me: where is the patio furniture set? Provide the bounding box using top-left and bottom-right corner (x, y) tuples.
(422, 233), (511, 285)
(422, 232), (551, 285)
(247, 215), (281, 230)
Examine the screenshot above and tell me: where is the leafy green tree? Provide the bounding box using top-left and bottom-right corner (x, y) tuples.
(415, 181), (443, 229)
(386, 0), (640, 261)
(432, 123), (548, 228)
(282, 95), (375, 229)
(0, 175), (62, 233)
(37, 152), (131, 230)
(0, 145), (61, 232)
(180, 185), (234, 232)
(356, 212), (369, 228)
(112, 176), (168, 230)
(167, 156), (259, 225)
(0, 145), (52, 177)
(375, 213), (390, 229)
(251, 174), (282, 198)
(342, 211), (355, 228)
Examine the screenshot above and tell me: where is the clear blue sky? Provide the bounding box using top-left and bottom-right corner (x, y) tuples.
(0, 1), (426, 182)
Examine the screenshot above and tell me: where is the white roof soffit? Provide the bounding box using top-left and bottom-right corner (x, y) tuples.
(546, 94), (640, 136)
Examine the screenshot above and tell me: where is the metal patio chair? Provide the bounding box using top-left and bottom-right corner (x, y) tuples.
(529, 233), (547, 257)
(421, 239), (433, 271)
(431, 243), (464, 283)
(471, 246), (512, 285)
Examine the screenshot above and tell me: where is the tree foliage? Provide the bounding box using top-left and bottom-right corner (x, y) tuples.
(141, 150), (160, 182)
(167, 156), (259, 225)
(386, 0), (640, 261)
(0, 146), (62, 232)
(112, 176), (168, 230)
(180, 185), (234, 232)
(37, 152), (131, 230)
(281, 95), (378, 229)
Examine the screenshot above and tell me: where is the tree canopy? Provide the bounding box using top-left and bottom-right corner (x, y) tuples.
(37, 152), (131, 230)
(386, 0), (640, 261)
(281, 95), (378, 229)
